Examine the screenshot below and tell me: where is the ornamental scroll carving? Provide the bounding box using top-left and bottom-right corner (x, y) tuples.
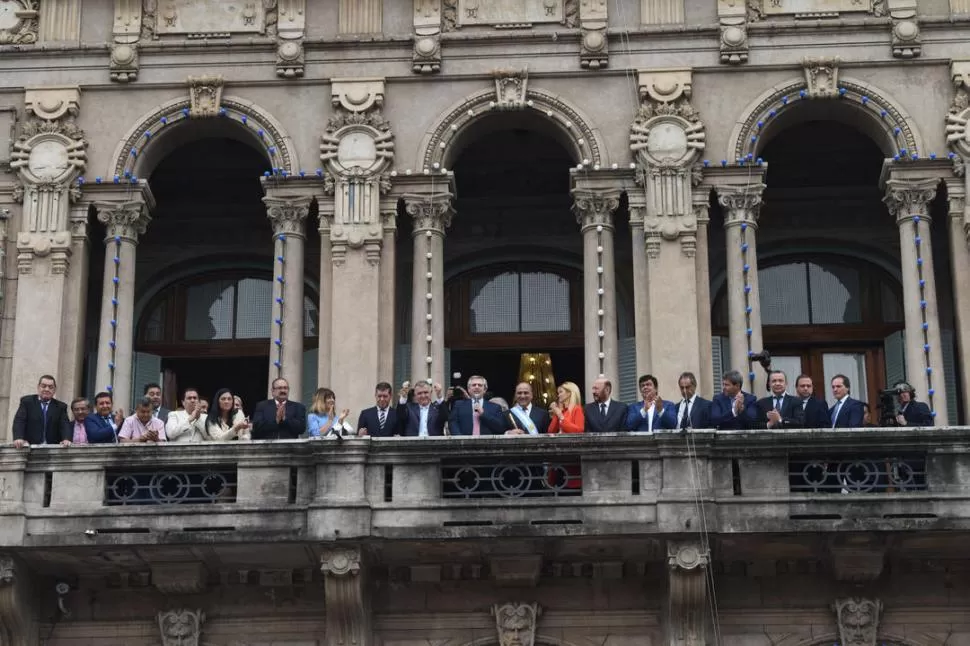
(803, 57), (840, 99)
(141, 0), (278, 39)
(667, 541), (709, 646)
(630, 69), (705, 258)
(157, 608), (205, 646)
(947, 62), (970, 165)
(0, 0), (39, 44)
(320, 79), (394, 266)
(187, 75), (224, 118)
(882, 177), (939, 224)
(492, 602), (541, 646)
(493, 69), (529, 110)
(321, 547), (371, 646)
(833, 598), (882, 646)
(442, 0), (578, 30)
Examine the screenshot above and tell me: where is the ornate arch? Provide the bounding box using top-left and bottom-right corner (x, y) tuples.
(785, 633), (941, 646)
(458, 636), (587, 646)
(728, 76), (924, 162)
(108, 95), (300, 179)
(417, 87), (608, 171)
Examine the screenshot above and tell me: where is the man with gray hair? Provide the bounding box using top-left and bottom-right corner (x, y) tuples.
(711, 370), (759, 430)
(397, 380), (447, 437)
(449, 375), (504, 435)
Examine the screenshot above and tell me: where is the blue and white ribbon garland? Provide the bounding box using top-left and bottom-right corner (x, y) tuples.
(273, 233), (287, 379)
(912, 215), (936, 419)
(739, 221), (756, 387)
(106, 235), (122, 393)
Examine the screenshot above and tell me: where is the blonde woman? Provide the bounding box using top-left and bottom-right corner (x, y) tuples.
(308, 388), (354, 438)
(548, 382), (585, 434)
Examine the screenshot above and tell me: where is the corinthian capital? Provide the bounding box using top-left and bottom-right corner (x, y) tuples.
(572, 189), (621, 232)
(264, 195), (311, 237)
(883, 177), (939, 224)
(715, 183), (764, 228)
(95, 201), (151, 242)
(403, 193), (454, 235)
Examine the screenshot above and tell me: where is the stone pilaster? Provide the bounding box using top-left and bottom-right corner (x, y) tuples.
(39, 0), (81, 42)
(319, 78), (395, 413)
(413, 0), (442, 74)
(714, 179), (766, 392)
(378, 197), (397, 385)
(110, 0), (141, 82)
(666, 541), (710, 646)
(321, 547), (371, 646)
(93, 192), (152, 410)
(403, 190), (454, 388)
(579, 0), (608, 69)
(717, 0), (748, 64)
(630, 68), (705, 393)
(0, 554), (38, 646)
(275, 0), (306, 78)
(339, 0), (381, 34)
(693, 188), (713, 397)
(264, 195), (310, 402)
(57, 202), (90, 402)
(947, 61), (970, 421)
(572, 186), (621, 392)
(8, 86), (86, 428)
(629, 192), (651, 383)
(883, 172), (948, 425)
(888, 0), (920, 58)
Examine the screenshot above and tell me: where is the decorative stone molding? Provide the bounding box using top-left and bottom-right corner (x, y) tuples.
(716, 183), (765, 227)
(827, 535), (887, 582)
(0, 0), (39, 44)
(667, 541), (710, 646)
(888, 0), (920, 59)
(275, 0), (306, 78)
(943, 175), (969, 249)
(572, 188), (620, 232)
(641, 0), (686, 25)
(187, 75), (224, 118)
(141, 0), (279, 40)
(630, 69), (705, 258)
(110, 0), (142, 82)
(946, 62), (970, 163)
(157, 608), (205, 646)
(493, 69), (529, 110)
(151, 562), (208, 594)
(95, 200), (151, 242)
(883, 178), (939, 224)
(492, 602), (541, 646)
(803, 57), (840, 99)
(488, 556), (543, 587)
(263, 195), (311, 237)
(321, 547), (371, 646)
(403, 193), (454, 234)
(579, 0), (608, 69)
(717, 0), (748, 65)
(413, 0), (442, 74)
(833, 598), (882, 646)
(419, 87), (603, 170)
(746, 0), (887, 18)
(0, 553), (36, 645)
(442, 0), (578, 30)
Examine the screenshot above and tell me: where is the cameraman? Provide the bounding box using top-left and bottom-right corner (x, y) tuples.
(893, 382), (933, 427)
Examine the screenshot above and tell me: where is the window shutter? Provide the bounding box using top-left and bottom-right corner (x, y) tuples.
(394, 344), (411, 390)
(712, 336), (730, 389)
(618, 337), (637, 402)
(302, 349), (318, 405)
(883, 330), (906, 388)
(131, 352), (162, 409)
(942, 329), (958, 425)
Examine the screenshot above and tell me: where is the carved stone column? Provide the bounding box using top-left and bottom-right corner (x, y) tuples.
(8, 86), (86, 426)
(58, 203), (90, 401)
(321, 547), (371, 646)
(883, 172), (948, 425)
(93, 193), (152, 410)
(157, 609), (205, 646)
(666, 541), (709, 646)
(946, 61), (970, 420)
(404, 190), (454, 388)
(319, 78), (395, 412)
(833, 598), (882, 646)
(0, 554), (38, 646)
(630, 69), (706, 392)
(413, 0), (442, 74)
(714, 180), (766, 391)
(379, 197), (397, 383)
(492, 602), (541, 646)
(264, 195), (310, 401)
(572, 187), (621, 391)
(693, 188), (713, 397)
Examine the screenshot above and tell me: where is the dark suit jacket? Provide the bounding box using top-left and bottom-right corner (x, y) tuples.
(583, 400), (627, 433)
(625, 401), (677, 432)
(449, 399), (505, 436)
(397, 401), (447, 437)
(664, 396), (713, 430)
(154, 407), (170, 424)
(84, 415), (119, 443)
(901, 400), (933, 427)
(357, 406), (399, 437)
(12, 395), (71, 445)
(711, 392), (760, 430)
(791, 397), (830, 428)
(252, 399), (307, 440)
(830, 397), (866, 429)
(756, 393), (800, 429)
(507, 404), (551, 435)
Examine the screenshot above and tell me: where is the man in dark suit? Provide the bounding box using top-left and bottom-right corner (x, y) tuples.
(791, 375), (830, 428)
(756, 370), (800, 429)
(448, 375), (504, 436)
(665, 371), (713, 430)
(829, 374), (866, 429)
(584, 377), (626, 433)
(711, 370), (760, 430)
(893, 382), (933, 427)
(507, 381), (551, 435)
(626, 374), (676, 433)
(397, 380), (447, 436)
(144, 382), (170, 424)
(84, 391), (125, 443)
(12, 374), (72, 447)
(357, 382), (399, 437)
(252, 378), (307, 440)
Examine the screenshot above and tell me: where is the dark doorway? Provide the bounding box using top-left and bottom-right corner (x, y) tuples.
(449, 348), (584, 403)
(162, 356), (269, 416)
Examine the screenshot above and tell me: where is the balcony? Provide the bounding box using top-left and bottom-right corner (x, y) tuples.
(2, 428), (968, 549)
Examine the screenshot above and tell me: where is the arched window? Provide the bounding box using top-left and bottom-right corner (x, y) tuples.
(137, 272), (318, 356)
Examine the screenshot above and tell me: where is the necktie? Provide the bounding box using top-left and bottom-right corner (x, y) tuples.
(775, 397), (782, 411)
(472, 400), (481, 436)
(832, 400), (844, 428)
(419, 406), (429, 436)
(680, 399), (690, 430)
(378, 408), (386, 430)
(600, 403), (607, 418)
(802, 399), (808, 410)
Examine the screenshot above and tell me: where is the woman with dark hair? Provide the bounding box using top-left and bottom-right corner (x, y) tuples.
(206, 388), (252, 441)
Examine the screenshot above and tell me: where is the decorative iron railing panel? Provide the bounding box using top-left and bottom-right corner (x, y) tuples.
(441, 457), (582, 499)
(789, 455), (927, 493)
(104, 467), (238, 505)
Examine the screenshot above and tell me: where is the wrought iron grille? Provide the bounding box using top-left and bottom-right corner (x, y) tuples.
(441, 457), (582, 499)
(104, 467), (238, 505)
(789, 455), (927, 493)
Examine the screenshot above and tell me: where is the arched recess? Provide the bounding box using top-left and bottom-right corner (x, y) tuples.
(728, 77), (924, 162)
(458, 635), (587, 646)
(785, 633), (940, 646)
(417, 88), (608, 171)
(108, 95), (300, 179)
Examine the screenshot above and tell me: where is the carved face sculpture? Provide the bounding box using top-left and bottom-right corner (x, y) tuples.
(496, 604), (536, 646)
(837, 599), (877, 646)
